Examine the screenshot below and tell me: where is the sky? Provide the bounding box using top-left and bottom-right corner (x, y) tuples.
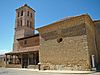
(0, 0), (100, 54)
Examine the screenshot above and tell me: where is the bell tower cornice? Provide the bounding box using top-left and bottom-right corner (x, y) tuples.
(16, 4), (36, 12)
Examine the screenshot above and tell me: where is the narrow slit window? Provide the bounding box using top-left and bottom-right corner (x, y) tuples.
(27, 20), (29, 27)
(20, 20), (22, 26)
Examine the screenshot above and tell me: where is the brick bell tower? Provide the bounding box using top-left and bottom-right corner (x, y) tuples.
(13, 4), (35, 51)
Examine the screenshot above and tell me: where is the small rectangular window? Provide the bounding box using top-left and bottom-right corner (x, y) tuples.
(24, 40), (27, 44)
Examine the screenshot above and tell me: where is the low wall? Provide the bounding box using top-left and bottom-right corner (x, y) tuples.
(6, 64), (21, 68)
(40, 63), (91, 71)
(6, 64), (38, 69)
(28, 65), (38, 69)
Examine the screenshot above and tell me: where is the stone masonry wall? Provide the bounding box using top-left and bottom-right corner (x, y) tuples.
(38, 14), (96, 71)
(18, 36), (39, 48)
(84, 16), (98, 66)
(39, 24), (91, 70)
(94, 20), (100, 65)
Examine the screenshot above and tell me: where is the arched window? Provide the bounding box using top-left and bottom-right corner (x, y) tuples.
(21, 10), (23, 16)
(27, 11), (29, 16)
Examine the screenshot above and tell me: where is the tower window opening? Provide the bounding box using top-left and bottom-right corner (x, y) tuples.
(31, 13), (32, 17)
(18, 12), (20, 17)
(27, 20), (29, 27)
(27, 11), (29, 16)
(21, 10), (23, 16)
(30, 21), (32, 28)
(20, 20), (22, 26)
(24, 40), (27, 44)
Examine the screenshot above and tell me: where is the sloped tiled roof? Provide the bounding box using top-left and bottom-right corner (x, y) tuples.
(36, 14), (88, 30)
(17, 34), (39, 40)
(5, 46), (39, 55)
(16, 4), (36, 12)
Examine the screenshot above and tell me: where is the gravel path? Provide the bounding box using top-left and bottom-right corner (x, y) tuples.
(0, 68), (100, 75)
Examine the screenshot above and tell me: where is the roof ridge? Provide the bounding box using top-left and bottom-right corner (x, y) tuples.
(16, 4), (36, 12)
(36, 13), (89, 30)
(55, 13), (88, 23)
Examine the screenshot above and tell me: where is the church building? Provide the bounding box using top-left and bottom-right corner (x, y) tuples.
(5, 4), (100, 71)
